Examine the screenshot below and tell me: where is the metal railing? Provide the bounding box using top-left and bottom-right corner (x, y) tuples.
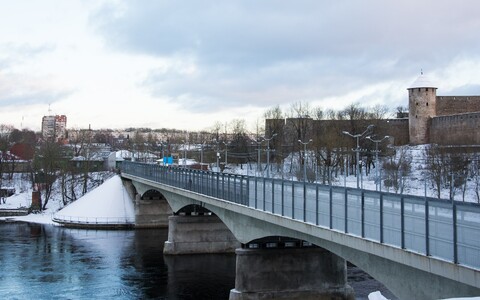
(122, 161), (480, 270)
(52, 215), (135, 225)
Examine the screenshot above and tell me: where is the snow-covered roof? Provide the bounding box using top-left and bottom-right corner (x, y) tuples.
(408, 73), (437, 89)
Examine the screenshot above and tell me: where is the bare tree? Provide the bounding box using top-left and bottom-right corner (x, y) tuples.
(382, 146), (412, 194)
(33, 140), (63, 210)
(424, 145), (447, 199)
(369, 104), (389, 119)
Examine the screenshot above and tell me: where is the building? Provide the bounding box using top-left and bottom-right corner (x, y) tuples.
(408, 73), (480, 145)
(266, 73), (480, 147)
(42, 115), (67, 142)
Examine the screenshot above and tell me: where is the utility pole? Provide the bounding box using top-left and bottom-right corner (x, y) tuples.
(213, 139), (220, 172)
(251, 138), (264, 176)
(366, 135), (390, 191)
(342, 125), (374, 189)
(298, 139), (313, 182)
(264, 133), (277, 178)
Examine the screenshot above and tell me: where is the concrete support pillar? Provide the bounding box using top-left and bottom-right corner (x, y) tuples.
(229, 247), (354, 300)
(135, 194), (173, 228)
(164, 215), (241, 255)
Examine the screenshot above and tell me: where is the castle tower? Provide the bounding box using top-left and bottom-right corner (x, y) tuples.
(408, 73), (437, 144)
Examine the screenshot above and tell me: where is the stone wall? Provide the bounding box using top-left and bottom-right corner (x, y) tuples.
(265, 118), (409, 147)
(430, 112), (480, 145)
(436, 96), (480, 116)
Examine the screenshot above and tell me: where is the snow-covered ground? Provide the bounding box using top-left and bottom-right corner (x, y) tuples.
(368, 291), (480, 300)
(52, 175), (135, 224)
(0, 172), (134, 225)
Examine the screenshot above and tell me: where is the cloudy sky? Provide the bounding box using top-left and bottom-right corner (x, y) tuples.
(1, 0), (480, 132)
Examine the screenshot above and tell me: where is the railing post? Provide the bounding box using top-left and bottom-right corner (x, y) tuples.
(292, 182), (295, 219)
(361, 190), (365, 238)
(254, 177), (258, 209)
(262, 178), (266, 211)
(401, 196), (405, 249)
(329, 187), (333, 229)
(425, 198), (430, 256)
(453, 201), (458, 264)
(272, 179), (275, 214)
(216, 172), (220, 198)
(303, 182), (307, 222)
(380, 193), (384, 243)
(240, 175), (243, 205)
(344, 188), (348, 233)
(233, 175), (237, 203)
(281, 180), (285, 216)
(315, 185), (319, 226)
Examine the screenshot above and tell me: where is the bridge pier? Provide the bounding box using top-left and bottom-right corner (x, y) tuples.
(164, 214), (241, 255)
(229, 247), (354, 300)
(134, 194), (173, 228)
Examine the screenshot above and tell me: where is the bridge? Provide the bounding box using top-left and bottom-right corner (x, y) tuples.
(121, 161), (480, 300)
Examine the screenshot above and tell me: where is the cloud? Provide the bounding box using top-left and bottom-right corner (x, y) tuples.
(0, 43), (55, 69)
(89, 0), (480, 116)
(443, 84), (480, 96)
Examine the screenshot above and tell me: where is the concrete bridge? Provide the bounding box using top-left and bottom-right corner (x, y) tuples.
(121, 161), (480, 300)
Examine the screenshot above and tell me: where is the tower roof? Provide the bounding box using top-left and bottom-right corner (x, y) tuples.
(408, 73), (437, 89)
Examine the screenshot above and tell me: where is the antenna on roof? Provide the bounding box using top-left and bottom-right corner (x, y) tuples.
(48, 103), (52, 115)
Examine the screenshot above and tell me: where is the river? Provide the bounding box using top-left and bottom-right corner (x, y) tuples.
(0, 222), (396, 299)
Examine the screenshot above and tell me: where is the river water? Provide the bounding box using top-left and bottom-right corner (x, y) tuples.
(0, 222), (396, 299)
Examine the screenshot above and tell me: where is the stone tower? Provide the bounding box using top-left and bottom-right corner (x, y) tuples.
(408, 73), (437, 144)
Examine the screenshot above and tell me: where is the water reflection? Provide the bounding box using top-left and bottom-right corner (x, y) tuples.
(0, 223), (235, 299)
(0, 222), (395, 300)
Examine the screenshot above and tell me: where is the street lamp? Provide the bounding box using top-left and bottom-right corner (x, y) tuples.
(160, 141), (167, 165)
(200, 141), (205, 166)
(213, 139), (220, 172)
(342, 125), (374, 189)
(366, 135), (390, 191)
(251, 138), (264, 176)
(222, 141), (228, 168)
(298, 139), (313, 182)
(264, 133), (277, 178)
(182, 140), (187, 169)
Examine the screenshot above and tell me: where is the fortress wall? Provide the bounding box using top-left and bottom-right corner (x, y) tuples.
(430, 112), (480, 145)
(269, 118), (410, 147)
(380, 118), (410, 145)
(436, 96), (480, 116)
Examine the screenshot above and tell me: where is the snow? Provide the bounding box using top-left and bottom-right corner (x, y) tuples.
(52, 175), (135, 224)
(409, 73), (437, 89)
(0, 174), (134, 226)
(368, 291), (480, 300)
(369, 291), (390, 300)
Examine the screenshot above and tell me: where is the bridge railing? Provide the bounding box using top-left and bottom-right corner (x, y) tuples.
(121, 161), (480, 270)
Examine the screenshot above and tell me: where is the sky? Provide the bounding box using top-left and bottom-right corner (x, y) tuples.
(1, 0), (480, 133)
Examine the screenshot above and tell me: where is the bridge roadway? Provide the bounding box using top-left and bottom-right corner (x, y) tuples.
(121, 161), (480, 300)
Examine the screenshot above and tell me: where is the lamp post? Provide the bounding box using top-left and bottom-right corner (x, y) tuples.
(342, 125), (374, 189)
(222, 141), (228, 167)
(200, 141), (205, 166)
(182, 140), (187, 169)
(298, 139), (313, 182)
(213, 139), (220, 172)
(264, 133), (277, 178)
(366, 135), (390, 191)
(160, 141), (166, 165)
(251, 138), (263, 176)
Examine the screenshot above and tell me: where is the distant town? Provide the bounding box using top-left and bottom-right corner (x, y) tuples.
(1, 72), (480, 208)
